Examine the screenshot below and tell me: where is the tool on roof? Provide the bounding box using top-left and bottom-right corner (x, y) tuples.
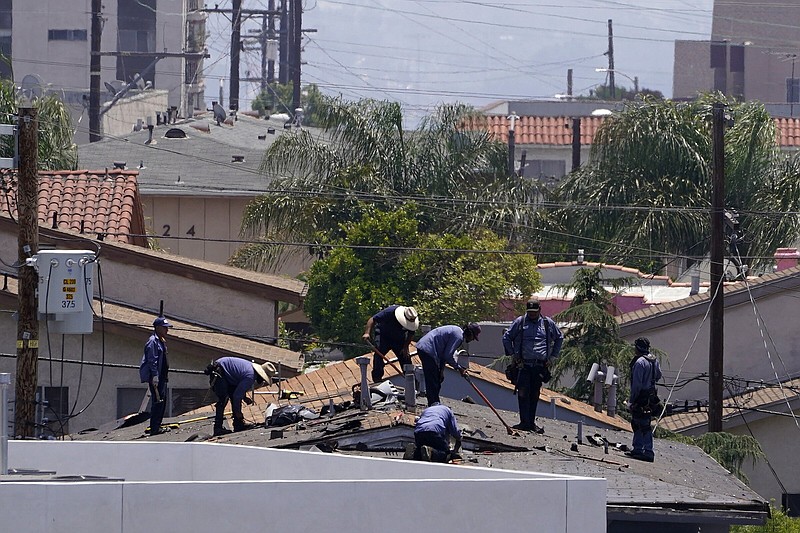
(365, 339), (404, 376)
(462, 372), (518, 436)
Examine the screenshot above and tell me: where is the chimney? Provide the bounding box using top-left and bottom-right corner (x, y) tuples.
(356, 357), (371, 410)
(404, 364), (416, 410)
(775, 248), (800, 271)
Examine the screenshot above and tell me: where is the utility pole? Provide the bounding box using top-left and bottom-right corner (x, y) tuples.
(708, 102), (726, 433)
(507, 113), (517, 177)
(15, 107), (39, 438)
(567, 68), (573, 97)
(268, 0), (276, 85)
(230, 0), (242, 111)
(571, 117), (581, 172)
(279, 0), (289, 85)
(89, 0), (102, 142)
(291, 0), (302, 113)
(606, 19), (615, 99)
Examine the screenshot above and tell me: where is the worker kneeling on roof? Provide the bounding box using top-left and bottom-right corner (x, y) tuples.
(206, 356), (277, 436)
(409, 402), (462, 463)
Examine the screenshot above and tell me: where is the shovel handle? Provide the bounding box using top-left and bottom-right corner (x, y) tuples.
(365, 339), (404, 375)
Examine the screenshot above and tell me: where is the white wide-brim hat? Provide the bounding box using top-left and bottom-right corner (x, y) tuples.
(252, 361), (277, 385)
(395, 306), (420, 331)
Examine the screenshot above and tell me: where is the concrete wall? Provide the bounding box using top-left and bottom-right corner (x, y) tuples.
(620, 291), (800, 404)
(0, 315), (211, 433)
(0, 228), (286, 339)
(102, 91), (171, 138)
(3, 440), (607, 533)
(727, 408), (800, 508)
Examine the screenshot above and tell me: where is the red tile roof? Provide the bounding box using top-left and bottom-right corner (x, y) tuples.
(466, 115), (800, 148)
(0, 170), (146, 246)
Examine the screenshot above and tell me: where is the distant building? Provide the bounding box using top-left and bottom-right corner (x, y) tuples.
(673, 0), (800, 115)
(1, 0), (206, 142)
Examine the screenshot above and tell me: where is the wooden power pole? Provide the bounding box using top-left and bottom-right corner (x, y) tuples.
(89, 0), (102, 142)
(607, 19), (615, 99)
(708, 102), (726, 433)
(15, 107), (39, 438)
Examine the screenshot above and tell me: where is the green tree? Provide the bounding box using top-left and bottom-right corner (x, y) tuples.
(251, 83), (325, 126)
(731, 504), (800, 532)
(551, 93), (793, 272)
(0, 79), (77, 170)
(303, 206), (540, 357)
(549, 265), (633, 404)
(234, 96), (541, 272)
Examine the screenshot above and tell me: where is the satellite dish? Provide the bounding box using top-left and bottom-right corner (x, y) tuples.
(104, 82), (118, 97)
(213, 103), (226, 126)
(20, 74), (43, 99)
(134, 74), (146, 91)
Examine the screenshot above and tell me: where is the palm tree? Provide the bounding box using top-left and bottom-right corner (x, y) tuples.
(550, 93), (796, 273)
(0, 79), (77, 171)
(232, 97), (543, 272)
(551, 265), (634, 405)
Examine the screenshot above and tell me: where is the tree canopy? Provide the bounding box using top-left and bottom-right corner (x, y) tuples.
(303, 205), (540, 357)
(0, 79), (77, 170)
(232, 96), (543, 272)
(548, 93), (798, 273)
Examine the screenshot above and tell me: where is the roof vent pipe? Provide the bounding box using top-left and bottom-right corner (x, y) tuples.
(404, 364), (416, 410)
(356, 356), (372, 411)
(1, 373), (10, 474)
(690, 270), (700, 296)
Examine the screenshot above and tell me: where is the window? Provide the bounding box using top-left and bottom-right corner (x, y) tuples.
(784, 493), (800, 517)
(39, 386), (69, 437)
(48, 29), (88, 41)
(787, 78), (799, 103)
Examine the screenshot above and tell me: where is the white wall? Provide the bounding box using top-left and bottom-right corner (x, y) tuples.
(3, 440), (607, 533)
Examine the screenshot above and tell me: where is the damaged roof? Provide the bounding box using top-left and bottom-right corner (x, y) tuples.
(73, 358), (769, 527)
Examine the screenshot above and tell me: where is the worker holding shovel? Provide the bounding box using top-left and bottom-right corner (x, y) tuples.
(415, 323), (480, 406)
(362, 305), (420, 382)
(139, 316), (172, 436)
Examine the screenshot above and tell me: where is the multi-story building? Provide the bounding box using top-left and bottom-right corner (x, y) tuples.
(673, 0), (800, 114)
(0, 1), (206, 141)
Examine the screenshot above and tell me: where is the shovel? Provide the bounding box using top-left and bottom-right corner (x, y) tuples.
(364, 339), (404, 376)
(462, 372), (518, 436)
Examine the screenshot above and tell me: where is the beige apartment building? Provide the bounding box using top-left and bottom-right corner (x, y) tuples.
(0, 0), (206, 142)
(674, 0), (800, 113)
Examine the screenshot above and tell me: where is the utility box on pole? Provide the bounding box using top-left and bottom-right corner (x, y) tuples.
(26, 250), (96, 334)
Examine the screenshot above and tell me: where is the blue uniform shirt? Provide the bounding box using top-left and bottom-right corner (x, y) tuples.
(140, 333), (168, 383)
(502, 315), (563, 363)
(215, 357), (256, 417)
(414, 404), (460, 440)
(372, 305), (413, 355)
(415, 325), (464, 369)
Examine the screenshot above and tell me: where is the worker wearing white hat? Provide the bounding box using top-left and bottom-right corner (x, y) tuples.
(206, 356), (277, 436)
(362, 305), (420, 382)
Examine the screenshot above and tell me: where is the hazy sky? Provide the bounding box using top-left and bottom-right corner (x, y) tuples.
(206, 1), (715, 123)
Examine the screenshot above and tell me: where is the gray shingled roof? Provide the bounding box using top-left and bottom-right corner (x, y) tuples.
(78, 113), (323, 196)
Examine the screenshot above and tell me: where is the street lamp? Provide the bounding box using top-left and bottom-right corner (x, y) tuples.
(595, 68), (639, 94)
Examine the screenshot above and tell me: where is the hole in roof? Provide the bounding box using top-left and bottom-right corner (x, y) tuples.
(164, 128), (187, 139)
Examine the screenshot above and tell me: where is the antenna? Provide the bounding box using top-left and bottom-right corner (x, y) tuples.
(213, 103), (226, 126)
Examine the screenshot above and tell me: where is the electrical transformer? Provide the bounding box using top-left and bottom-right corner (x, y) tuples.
(27, 250), (96, 334)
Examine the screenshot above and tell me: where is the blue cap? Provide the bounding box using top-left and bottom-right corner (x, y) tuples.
(153, 316), (173, 328)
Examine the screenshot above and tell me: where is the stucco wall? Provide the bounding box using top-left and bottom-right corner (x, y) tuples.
(621, 291), (800, 405)
(0, 316), (211, 433)
(3, 440), (607, 533)
(142, 194), (314, 276)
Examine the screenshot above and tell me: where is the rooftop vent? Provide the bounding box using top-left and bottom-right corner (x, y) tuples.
(164, 128), (187, 139)
(231, 155), (245, 163)
(112, 161), (126, 170)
